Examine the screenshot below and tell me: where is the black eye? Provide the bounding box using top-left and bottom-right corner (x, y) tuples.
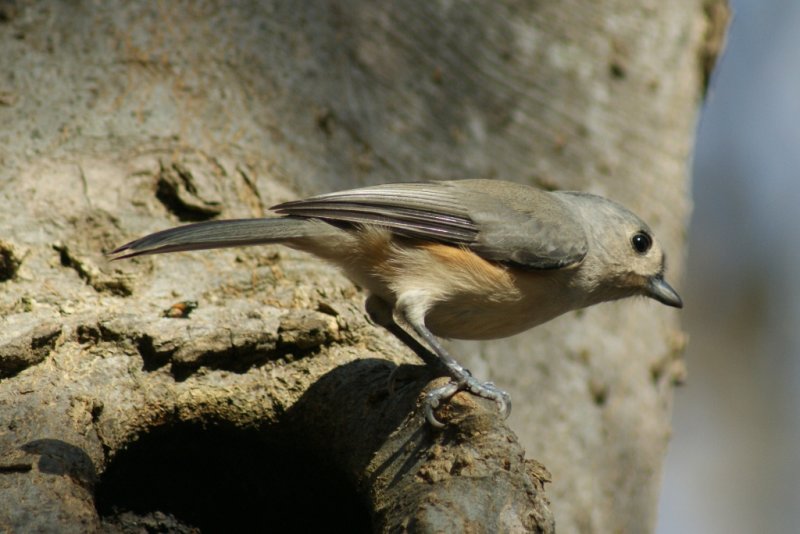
(631, 231), (652, 254)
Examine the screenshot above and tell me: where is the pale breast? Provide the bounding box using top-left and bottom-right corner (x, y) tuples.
(424, 269), (578, 340)
(383, 242), (580, 340)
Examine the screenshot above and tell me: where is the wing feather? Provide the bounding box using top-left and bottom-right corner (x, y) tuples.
(272, 182), (478, 244)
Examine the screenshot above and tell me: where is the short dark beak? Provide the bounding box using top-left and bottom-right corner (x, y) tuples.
(647, 276), (683, 308)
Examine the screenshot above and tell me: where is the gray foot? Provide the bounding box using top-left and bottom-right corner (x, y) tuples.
(423, 376), (512, 428)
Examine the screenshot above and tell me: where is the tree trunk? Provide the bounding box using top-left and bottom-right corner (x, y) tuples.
(0, 1), (718, 532)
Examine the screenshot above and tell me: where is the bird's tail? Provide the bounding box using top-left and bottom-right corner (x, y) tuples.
(109, 216), (326, 259)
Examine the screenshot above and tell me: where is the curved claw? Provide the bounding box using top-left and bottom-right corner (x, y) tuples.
(423, 382), (460, 428)
(502, 394), (512, 419)
(496, 390), (512, 419)
(480, 381), (512, 419)
(463, 378), (513, 420)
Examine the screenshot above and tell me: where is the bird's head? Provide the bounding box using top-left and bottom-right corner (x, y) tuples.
(560, 192), (683, 309)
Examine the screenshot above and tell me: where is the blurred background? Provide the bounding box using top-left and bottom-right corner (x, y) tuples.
(657, 1), (800, 532)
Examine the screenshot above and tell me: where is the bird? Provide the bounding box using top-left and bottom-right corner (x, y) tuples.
(110, 179), (683, 427)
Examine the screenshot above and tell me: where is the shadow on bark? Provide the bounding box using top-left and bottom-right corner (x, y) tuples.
(94, 359), (553, 532)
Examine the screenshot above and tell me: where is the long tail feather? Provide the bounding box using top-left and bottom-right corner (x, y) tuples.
(109, 217), (313, 259)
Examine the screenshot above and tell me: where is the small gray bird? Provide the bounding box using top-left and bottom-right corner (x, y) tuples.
(111, 179), (682, 427)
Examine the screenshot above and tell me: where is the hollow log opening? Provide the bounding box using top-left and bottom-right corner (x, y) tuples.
(95, 420), (371, 532)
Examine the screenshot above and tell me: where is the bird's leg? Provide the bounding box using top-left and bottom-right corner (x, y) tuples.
(366, 295), (440, 368)
(366, 294), (439, 395)
(391, 297), (512, 428)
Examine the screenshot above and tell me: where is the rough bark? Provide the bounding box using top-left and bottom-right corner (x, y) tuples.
(0, 1), (714, 532)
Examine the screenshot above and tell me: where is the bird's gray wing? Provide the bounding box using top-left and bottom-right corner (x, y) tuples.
(272, 180), (587, 270)
(458, 181), (588, 269)
(271, 181), (479, 244)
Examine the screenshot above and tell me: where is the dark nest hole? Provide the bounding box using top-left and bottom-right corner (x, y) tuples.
(95, 420), (371, 533)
